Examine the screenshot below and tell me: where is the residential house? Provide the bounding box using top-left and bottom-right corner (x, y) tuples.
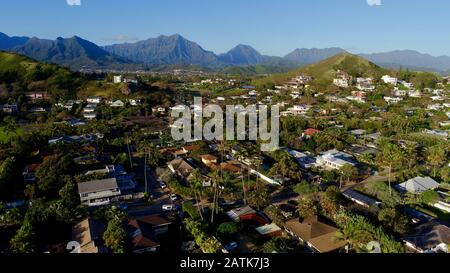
(71, 218), (107, 253)
(302, 128), (320, 138)
(109, 100), (125, 108)
(83, 165), (127, 177)
(284, 148), (316, 169)
(152, 106), (166, 114)
(182, 145), (202, 154)
(428, 103), (444, 111)
(400, 81), (414, 89)
(395, 176), (440, 194)
(168, 158), (195, 180)
(200, 154), (219, 166)
(394, 89), (407, 97)
(346, 91), (367, 103)
(25, 92), (50, 102)
(128, 215), (171, 253)
(255, 224), (283, 237)
(113, 75), (123, 84)
(408, 90), (422, 98)
(404, 221), (450, 253)
(215, 161), (242, 175)
(381, 75), (398, 85)
(356, 77), (375, 91)
(316, 149), (357, 170)
(333, 70), (352, 88)
(22, 164), (41, 184)
(284, 105), (310, 116)
(342, 189), (381, 209)
(1, 103), (18, 115)
(333, 78), (350, 88)
(349, 129), (367, 139)
(384, 96), (403, 104)
(226, 206), (270, 226)
(77, 178), (121, 207)
(87, 97), (102, 104)
(423, 129), (448, 138)
(128, 99), (142, 106)
(285, 216), (346, 253)
(48, 135), (82, 145)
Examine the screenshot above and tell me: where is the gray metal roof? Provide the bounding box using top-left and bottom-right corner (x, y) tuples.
(396, 177), (440, 194)
(77, 178), (119, 194)
(343, 189), (381, 207)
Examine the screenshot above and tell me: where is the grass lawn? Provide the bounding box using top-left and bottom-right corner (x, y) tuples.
(212, 88), (247, 98)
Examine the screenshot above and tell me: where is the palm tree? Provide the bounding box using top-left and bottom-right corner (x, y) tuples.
(191, 169), (204, 220)
(427, 145), (446, 178)
(124, 133), (133, 171)
(335, 223), (361, 253)
(340, 164), (358, 188)
(234, 149), (248, 205)
(208, 170), (221, 224)
(403, 143), (418, 171)
(377, 143), (404, 196)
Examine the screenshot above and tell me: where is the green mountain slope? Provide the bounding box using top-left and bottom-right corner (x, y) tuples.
(254, 52), (389, 89)
(11, 36), (132, 70)
(0, 51), (86, 100)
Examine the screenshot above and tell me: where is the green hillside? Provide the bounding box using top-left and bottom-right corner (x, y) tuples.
(253, 52), (389, 90)
(221, 64), (294, 76)
(0, 51), (86, 101)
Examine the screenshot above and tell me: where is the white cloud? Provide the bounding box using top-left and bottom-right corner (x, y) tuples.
(67, 0), (81, 6)
(367, 0), (382, 6)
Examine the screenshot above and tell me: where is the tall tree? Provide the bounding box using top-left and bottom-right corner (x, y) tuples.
(10, 221), (36, 253)
(191, 169), (204, 220)
(377, 143), (404, 195)
(427, 145), (446, 178)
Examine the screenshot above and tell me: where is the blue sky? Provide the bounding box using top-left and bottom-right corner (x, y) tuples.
(1, 0), (449, 56)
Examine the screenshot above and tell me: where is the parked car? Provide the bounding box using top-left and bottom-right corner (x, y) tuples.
(162, 204), (179, 211)
(159, 181), (167, 189)
(224, 242), (238, 251)
(170, 193), (178, 201)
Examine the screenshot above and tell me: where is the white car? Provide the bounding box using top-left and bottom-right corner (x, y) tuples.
(170, 194), (178, 201)
(159, 181), (167, 189)
(162, 204), (178, 211)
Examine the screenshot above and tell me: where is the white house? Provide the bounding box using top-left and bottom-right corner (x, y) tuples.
(427, 104), (444, 111)
(77, 178), (121, 207)
(408, 90), (422, 98)
(113, 75), (123, 84)
(316, 150), (357, 170)
(333, 78), (350, 88)
(384, 96), (403, 104)
(110, 100), (125, 108)
(87, 97), (102, 104)
(286, 105), (311, 116)
(382, 75), (398, 85)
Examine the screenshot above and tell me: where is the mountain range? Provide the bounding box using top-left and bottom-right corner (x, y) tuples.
(1, 32), (450, 74)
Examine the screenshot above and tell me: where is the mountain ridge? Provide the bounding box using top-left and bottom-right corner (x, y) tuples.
(2, 32), (450, 73)
(5, 34), (132, 69)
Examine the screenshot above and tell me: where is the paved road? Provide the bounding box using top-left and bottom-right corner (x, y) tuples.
(128, 156), (175, 218)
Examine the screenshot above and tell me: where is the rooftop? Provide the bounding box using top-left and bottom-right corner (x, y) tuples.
(77, 178), (119, 194)
(396, 177), (440, 194)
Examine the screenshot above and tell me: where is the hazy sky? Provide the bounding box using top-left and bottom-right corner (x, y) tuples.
(1, 0), (449, 56)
